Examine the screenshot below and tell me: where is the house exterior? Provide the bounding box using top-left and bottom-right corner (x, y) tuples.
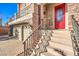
(0, 26), (10, 35)
(0, 18), (2, 26)
(8, 3), (79, 56)
(0, 18), (10, 35)
(8, 3), (79, 41)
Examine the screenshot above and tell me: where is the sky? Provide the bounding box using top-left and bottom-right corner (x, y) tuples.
(0, 3), (17, 25)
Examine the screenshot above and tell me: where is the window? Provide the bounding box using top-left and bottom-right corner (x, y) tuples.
(56, 8), (63, 22)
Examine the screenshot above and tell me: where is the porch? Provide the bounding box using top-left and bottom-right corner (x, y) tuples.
(39, 3), (69, 30)
(7, 3), (74, 56)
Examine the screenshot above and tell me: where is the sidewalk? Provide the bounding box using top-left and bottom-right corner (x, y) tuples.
(0, 37), (24, 56)
(0, 35), (9, 41)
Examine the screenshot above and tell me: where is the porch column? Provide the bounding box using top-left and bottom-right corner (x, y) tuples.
(21, 25), (24, 41)
(40, 4), (44, 20)
(65, 4), (69, 30)
(40, 4), (46, 29)
(32, 4), (39, 47)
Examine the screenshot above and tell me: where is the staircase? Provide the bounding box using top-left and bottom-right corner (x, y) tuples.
(0, 30), (74, 56)
(40, 30), (74, 56)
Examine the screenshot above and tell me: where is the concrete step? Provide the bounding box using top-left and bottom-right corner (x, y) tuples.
(52, 30), (71, 38)
(49, 41), (74, 55)
(50, 37), (72, 46)
(51, 35), (71, 40)
(40, 30), (74, 56)
(52, 33), (71, 39)
(46, 46), (62, 56)
(53, 32), (70, 36)
(52, 35), (70, 39)
(51, 36), (71, 41)
(53, 30), (70, 33)
(52, 32), (70, 36)
(17, 52), (24, 56)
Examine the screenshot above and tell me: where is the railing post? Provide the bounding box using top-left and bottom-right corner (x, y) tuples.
(24, 42), (26, 56)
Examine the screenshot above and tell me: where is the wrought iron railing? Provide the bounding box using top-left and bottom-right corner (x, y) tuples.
(71, 15), (79, 56)
(9, 4), (33, 21)
(16, 4), (33, 19)
(13, 3), (53, 55)
(39, 18), (53, 30)
(22, 21), (42, 56)
(21, 19), (53, 56)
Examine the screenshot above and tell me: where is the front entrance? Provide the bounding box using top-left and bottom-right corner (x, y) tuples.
(55, 3), (65, 29)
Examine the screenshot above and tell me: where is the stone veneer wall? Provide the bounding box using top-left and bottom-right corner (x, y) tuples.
(13, 25), (22, 40)
(32, 4), (39, 45)
(67, 3), (79, 30)
(12, 3), (34, 41)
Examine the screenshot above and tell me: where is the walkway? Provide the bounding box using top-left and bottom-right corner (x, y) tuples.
(0, 36), (23, 56)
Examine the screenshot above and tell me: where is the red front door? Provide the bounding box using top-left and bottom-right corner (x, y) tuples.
(55, 3), (65, 29)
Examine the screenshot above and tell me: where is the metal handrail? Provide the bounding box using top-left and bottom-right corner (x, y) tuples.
(23, 20), (43, 56)
(22, 18), (50, 55)
(23, 22), (42, 43)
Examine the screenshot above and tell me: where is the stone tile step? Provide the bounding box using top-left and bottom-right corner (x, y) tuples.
(46, 46), (62, 56)
(49, 41), (74, 56)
